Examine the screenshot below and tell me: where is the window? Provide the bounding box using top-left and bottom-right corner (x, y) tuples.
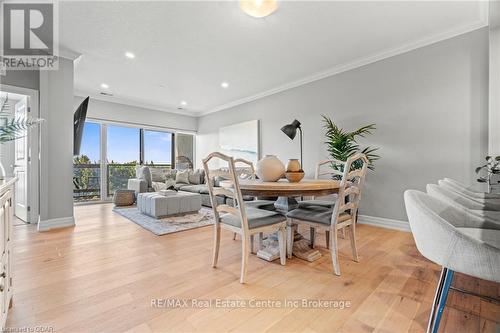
(143, 130), (173, 166)
(107, 125), (140, 197)
(73, 120), (194, 203)
(175, 133), (194, 170)
(73, 122), (101, 201)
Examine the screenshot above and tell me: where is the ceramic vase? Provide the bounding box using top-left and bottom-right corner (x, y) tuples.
(286, 159), (301, 172)
(256, 155), (285, 182)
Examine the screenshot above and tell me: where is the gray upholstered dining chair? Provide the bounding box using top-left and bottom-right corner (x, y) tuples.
(230, 158), (275, 253)
(202, 152), (287, 284)
(427, 183), (500, 211)
(441, 177), (500, 199)
(286, 153), (369, 275)
(404, 190), (500, 333)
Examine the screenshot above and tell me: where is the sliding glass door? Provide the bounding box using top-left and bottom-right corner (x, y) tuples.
(73, 122), (101, 202)
(107, 125), (140, 198)
(73, 120), (193, 202)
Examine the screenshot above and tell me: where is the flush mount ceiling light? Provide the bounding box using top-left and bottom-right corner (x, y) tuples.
(124, 51), (135, 59)
(180, 101), (187, 106)
(100, 83), (109, 89)
(221, 82), (229, 89)
(239, 0), (278, 18)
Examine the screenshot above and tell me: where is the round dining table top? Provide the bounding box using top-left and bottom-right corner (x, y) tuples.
(237, 179), (341, 197)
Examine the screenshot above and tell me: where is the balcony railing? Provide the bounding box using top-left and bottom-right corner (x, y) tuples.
(74, 163), (172, 202)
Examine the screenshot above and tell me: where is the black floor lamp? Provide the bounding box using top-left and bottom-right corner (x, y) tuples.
(281, 119), (303, 169)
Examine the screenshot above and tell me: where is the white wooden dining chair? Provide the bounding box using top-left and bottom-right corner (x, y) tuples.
(203, 152), (287, 283)
(299, 158), (348, 245)
(231, 158), (275, 252)
(286, 153), (369, 275)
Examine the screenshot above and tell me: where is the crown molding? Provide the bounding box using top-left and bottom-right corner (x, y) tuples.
(58, 46), (82, 61)
(199, 19), (489, 117)
(74, 90), (200, 117)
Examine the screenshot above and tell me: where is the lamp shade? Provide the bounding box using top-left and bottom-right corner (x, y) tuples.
(281, 119), (301, 140)
(239, 0), (278, 18)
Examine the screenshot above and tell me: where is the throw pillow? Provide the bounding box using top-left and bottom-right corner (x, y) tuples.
(150, 168), (166, 183)
(175, 170), (189, 184)
(188, 169), (203, 184)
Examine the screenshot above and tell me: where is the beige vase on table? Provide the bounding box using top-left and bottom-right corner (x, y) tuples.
(256, 155), (285, 182)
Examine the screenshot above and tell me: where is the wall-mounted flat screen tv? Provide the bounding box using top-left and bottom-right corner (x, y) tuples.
(73, 97), (89, 156)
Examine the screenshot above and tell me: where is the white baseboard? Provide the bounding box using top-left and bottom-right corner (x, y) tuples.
(38, 216), (75, 232)
(358, 215), (410, 232)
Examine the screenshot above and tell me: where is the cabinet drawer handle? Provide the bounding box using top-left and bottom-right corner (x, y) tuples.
(0, 273), (5, 278)
(0, 285), (4, 292)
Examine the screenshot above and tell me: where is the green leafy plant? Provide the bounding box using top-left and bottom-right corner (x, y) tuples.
(322, 115), (380, 171)
(0, 94), (43, 144)
(475, 156), (500, 187)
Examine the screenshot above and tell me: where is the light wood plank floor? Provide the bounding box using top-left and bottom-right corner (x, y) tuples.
(6, 204), (500, 332)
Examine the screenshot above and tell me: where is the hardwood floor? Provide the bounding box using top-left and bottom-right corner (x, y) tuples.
(6, 204), (500, 332)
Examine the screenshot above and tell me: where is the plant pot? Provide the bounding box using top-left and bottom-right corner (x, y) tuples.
(285, 171), (305, 183)
(256, 155), (285, 182)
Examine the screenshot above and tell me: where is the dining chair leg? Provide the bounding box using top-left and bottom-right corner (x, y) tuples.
(212, 225), (221, 268)
(278, 226), (287, 266)
(286, 222), (294, 259)
(250, 235), (255, 254)
(240, 235), (251, 284)
(349, 224), (359, 262)
(329, 227), (340, 276)
(325, 230), (330, 249)
(427, 267), (454, 333)
(339, 227), (346, 239)
(233, 233), (237, 240)
(309, 227), (316, 248)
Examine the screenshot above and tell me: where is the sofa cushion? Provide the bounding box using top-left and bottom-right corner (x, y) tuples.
(150, 168), (166, 182)
(176, 170), (190, 184)
(178, 184), (208, 194)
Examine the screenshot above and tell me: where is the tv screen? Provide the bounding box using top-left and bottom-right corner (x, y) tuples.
(73, 97), (89, 156)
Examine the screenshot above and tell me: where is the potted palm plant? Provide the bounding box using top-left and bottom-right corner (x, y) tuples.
(0, 94), (43, 179)
(322, 115), (380, 172)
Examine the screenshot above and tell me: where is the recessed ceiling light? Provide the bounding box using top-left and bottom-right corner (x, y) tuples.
(221, 82), (229, 89)
(180, 101), (187, 106)
(125, 52), (135, 59)
(100, 83), (109, 89)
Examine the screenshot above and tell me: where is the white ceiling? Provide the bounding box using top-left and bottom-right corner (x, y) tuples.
(62, 1), (488, 116)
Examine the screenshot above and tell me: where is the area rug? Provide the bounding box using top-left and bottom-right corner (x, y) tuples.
(113, 206), (214, 236)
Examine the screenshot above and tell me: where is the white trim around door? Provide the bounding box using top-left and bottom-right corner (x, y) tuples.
(0, 84), (40, 225)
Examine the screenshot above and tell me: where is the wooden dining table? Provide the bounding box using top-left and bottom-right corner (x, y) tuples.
(235, 178), (342, 262)
(238, 178), (341, 213)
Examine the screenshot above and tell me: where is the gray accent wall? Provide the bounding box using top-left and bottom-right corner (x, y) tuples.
(196, 28), (489, 221)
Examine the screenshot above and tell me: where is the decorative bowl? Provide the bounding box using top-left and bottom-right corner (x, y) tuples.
(285, 171), (305, 183)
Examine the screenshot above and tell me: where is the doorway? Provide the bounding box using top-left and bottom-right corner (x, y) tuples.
(0, 84), (39, 225)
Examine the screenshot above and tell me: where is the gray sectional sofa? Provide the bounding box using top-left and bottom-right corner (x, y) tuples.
(127, 166), (256, 207)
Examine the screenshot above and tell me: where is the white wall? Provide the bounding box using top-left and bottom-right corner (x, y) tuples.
(489, 25), (500, 155)
(73, 97), (197, 132)
(39, 57), (76, 230)
(197, 28), (489, 222)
